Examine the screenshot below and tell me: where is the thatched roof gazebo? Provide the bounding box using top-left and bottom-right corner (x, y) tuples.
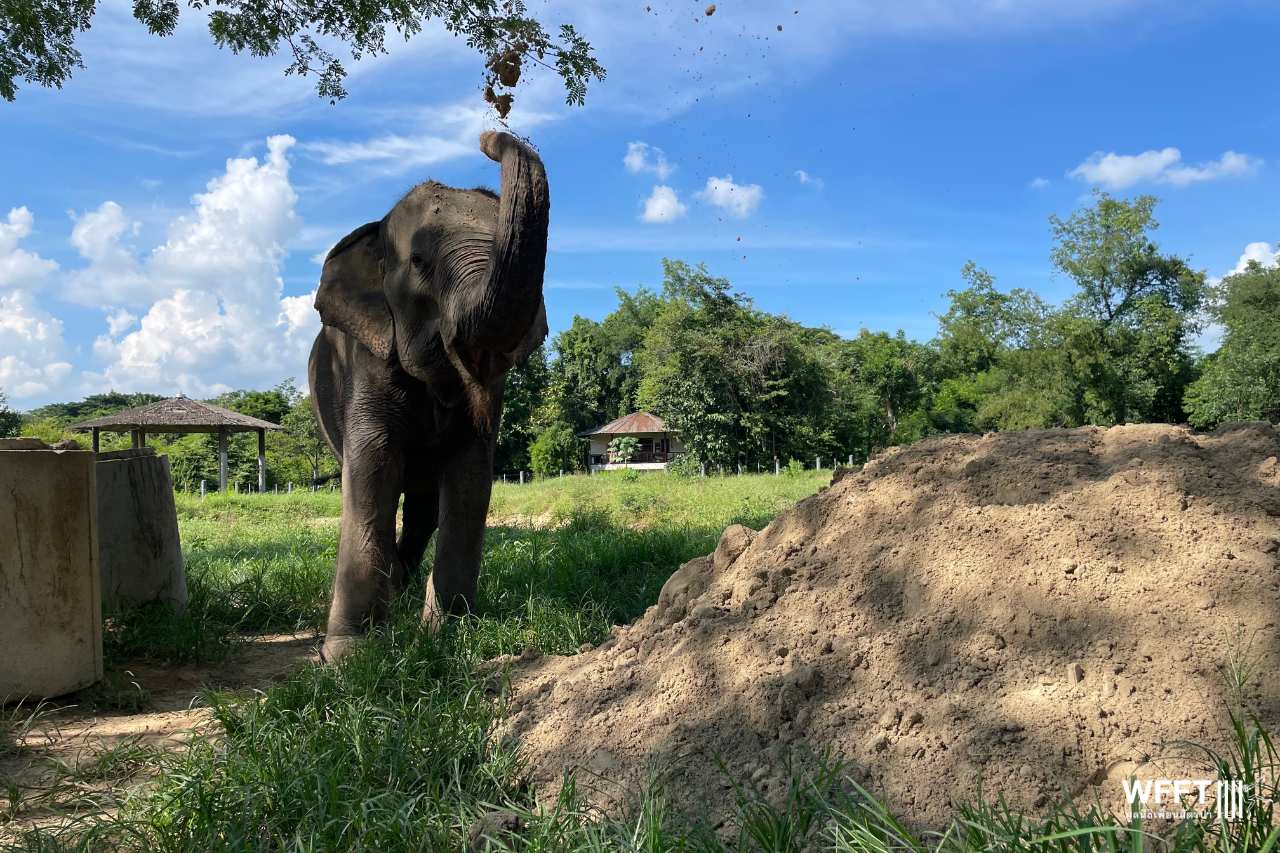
(73, 396), (281, 492)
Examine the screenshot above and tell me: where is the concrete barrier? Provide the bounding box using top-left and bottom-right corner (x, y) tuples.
(96, 448), (187, 611)
(0, 440), (103, 699)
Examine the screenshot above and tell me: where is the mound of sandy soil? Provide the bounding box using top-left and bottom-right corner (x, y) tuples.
(501, 423), (1280, 829)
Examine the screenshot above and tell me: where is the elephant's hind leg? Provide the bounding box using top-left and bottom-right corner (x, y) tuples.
(394, 485), (439, 596)
(423, 433), (494, 626)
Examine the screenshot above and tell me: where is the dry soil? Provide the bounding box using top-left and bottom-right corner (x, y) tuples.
(502, 423), (1280, 830)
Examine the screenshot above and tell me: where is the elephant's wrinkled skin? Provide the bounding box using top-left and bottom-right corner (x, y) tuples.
(309, 132), (549, 662)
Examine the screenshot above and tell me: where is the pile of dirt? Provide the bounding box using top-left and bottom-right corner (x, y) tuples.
(500, 423), (1280, 829)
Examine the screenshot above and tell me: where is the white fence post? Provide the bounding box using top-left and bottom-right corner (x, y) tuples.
(199, 480), (205, 499)
(774, 457), (780, 475)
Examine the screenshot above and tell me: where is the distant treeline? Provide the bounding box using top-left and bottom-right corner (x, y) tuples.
(496, 192), (1280, 476)
(6, 383), (335, 491)
(3, 193), (1277, 483)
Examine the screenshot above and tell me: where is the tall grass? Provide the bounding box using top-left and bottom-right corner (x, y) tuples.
(7, 472), (1278, 851)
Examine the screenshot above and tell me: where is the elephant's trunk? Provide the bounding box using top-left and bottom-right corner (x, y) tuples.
(465, 131), (549, 355)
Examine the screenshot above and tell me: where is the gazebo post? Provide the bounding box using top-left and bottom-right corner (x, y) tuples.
(257, 428), (266, 494)
(91, 428), (100, 453)
(218, 427), (229, 492)
(131, 428), (141, 449)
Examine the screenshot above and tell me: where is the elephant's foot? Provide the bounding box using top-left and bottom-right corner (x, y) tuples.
(422, 577), (476, 631)
(319, 632), (365, 665)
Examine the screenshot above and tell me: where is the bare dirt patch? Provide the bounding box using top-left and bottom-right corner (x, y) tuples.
(1, 632), (318, 835)
(501, 423), (1280, 830)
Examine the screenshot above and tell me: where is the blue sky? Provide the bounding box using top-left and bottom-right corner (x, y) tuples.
(2, 0), (1278, 407)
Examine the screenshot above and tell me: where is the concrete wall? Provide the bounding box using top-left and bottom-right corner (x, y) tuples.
(0, 441), (103, 698)
(96, 448), (187, 611)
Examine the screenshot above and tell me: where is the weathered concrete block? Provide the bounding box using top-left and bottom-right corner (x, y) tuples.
(96, 448), (187, 611)
(0, 440), (103, 698)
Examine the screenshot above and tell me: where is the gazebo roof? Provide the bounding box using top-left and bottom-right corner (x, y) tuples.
(72, 396), (281, 434)
(579, 411), (671, 437)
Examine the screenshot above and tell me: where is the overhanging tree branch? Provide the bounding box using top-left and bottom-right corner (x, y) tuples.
(0, 0), (604, 110)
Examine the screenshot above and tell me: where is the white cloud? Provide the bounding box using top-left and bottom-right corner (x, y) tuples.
(79, 135), (320, 398)
(640, 185), (688, 223)
(0, 290), (73, 401)
(794, 169), (824, 190)
(1068, 148), (1261, 190)
(302, 100), (552, 177)
(0, 207), (58, 288)
(1029, 177), (1050, 189)
(624, 142), (674, 180)
(106, 308), (138, 336)
(696, 175), (764, 219)
(1227, 242), (1280, 276)
(0, 209), (70, 402)
(305, 133), (473, 169)
(64, 201), (150, 306)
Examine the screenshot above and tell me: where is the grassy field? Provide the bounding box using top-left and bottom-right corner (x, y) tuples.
(6, 469), (1280, 851)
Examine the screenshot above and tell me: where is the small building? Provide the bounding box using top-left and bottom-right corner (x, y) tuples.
(580, 411), (686, 472)
(72, 395), (281, 493)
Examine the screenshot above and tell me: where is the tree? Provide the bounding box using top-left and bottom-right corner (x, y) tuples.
(278, 394), (338, 484)
(1185, 259), (1280, 427)
(25, 390), (163, 422)
(1, 0), (603, 109)
(528, 420), (580, 477)
(934, 262), (1047, 376)
(0, 389), (21, 437)
(547, 317), (613, 435)
(634, 260), (846, 467)
(607, 435), (637, 463)
(1047, 192), (1206, 424)
(495, 344), (548, 474)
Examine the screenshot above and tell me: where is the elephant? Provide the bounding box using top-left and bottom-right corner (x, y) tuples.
(308, 131), (549, 663)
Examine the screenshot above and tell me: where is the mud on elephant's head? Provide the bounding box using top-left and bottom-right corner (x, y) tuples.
(314, 132), (549, 430)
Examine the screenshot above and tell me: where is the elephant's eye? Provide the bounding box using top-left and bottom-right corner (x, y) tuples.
(410, 253), (424, 267)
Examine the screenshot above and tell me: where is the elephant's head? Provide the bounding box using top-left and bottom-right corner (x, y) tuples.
(314, 131), (549, 430)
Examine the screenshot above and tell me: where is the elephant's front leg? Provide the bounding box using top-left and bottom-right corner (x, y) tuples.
(322, 430), (405, 662)
(423, 432), (494, 625)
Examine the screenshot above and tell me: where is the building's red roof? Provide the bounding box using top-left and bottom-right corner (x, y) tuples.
(580, 411), (671, 436)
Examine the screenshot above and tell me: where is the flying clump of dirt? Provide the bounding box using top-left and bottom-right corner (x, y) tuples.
(500, 423), (1280, 830)
(483, 44), (524, 119)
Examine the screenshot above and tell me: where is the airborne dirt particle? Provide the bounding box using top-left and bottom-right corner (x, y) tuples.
(705, 4), (716, 15)
(500, 423), (1280, 831)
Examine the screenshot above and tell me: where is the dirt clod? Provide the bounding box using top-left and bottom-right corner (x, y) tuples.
(502, 423), (1280, 829)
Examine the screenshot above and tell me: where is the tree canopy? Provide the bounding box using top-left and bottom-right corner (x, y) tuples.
(0, 0), (604, 110)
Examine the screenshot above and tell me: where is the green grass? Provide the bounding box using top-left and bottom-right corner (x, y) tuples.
(487, 468), (830, 529)
(7, 471), (1280, 851)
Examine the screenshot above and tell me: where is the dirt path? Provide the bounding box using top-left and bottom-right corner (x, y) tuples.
(1, 632), (319, 837)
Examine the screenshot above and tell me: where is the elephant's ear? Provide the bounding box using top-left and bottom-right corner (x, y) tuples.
(315, 221), (394, 360)
(510, 300), (549, 365)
